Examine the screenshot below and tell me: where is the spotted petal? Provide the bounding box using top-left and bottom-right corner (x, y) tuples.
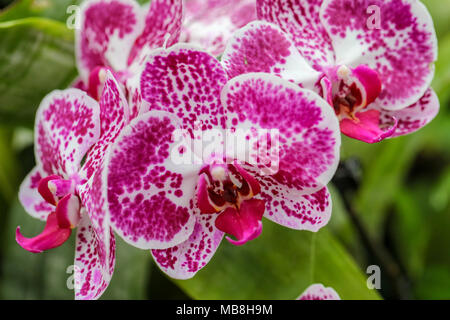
(321, 0), (437, 110)
(128, 0), (183, 65)
(104, 111), (200, 249)
(81, 70), (129, 180)
(152, 212), (223, 279)
(34, 89), (100, 178)
(182, 0), (256, 56)
(19, 167), (54, 220)
(297, 283), (341, 300)
(140, 44), (228, 134)
(76, 0), (144, 80)
(257, 0), (335, 70)
(222, 73), (341, 194)
(74, 212), (115, 300)
(222, 21), (320, 88)
(378, 88), (439, 138)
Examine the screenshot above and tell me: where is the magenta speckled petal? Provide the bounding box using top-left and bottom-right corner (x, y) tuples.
(152, 212), (224, 279)
(321, 0), (437, 110)
(19, 167), (54, 220)
(298, 283), (341, 300)
(222, 73), (341, 193)
(76, 0), (144, 80)
(263, 186), (332, 232)
(74, 213), (115, 300)
(257, 0), (335, 70)
(182, 0), (256, 56)
(378, 88), (439, 138)
(105, 111), (199, 249)
(128, 0), (183, 65)
(34, 89), (100, 177)
(81, 70), (129, 180)
(140, 44), (228, 133)
(222, 21), (320, 87)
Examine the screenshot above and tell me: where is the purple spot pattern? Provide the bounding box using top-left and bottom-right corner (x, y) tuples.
(75, 214), (115, 300)
(78, 0), (141, 77)
(128, 0), (183, 65)
(322, 0), (436, 109)
(222, 22), (295, 79)
(81, 71), (129, 180)
(106, 114), (195, 247)
(19, 167), (53, 220)
(182, 0), (257, 56)
(152, 212), (224, 279)
(35, 89), (100, 177)
(298, 283), (341, 300)
(223, 76), (339, 191)
(140, 46), (228, 135)
(257, 0), (335, 70)
(377, 88), (439, 138)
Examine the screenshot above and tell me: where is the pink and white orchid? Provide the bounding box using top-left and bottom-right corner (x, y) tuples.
(17, 70), (129, 299)
(99, 44), (341, 279)
(297, 284), (341, 300)
(181, 0), (257, 56)
(221, 0), (439, 143)
(75, 0), (183, 118)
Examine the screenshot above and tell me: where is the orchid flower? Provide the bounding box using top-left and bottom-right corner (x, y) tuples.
(181, 0), (257, 56)
(221, 0), (439, 143)
(297, 284), (341, 300)
(98, 44), (341, 278)
(75, 0), (183, 118)
(17, 70), (129, 299)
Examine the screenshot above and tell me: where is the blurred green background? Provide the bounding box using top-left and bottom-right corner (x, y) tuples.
(0, 0), (448, 300)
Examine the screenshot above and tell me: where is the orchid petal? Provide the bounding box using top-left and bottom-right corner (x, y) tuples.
(81, 70), (129, 180)
(140, 44), (229, 133)
(16, 211), (71, 253)
(34, 89), (100, 177)
(55, 194), (81, 229)
(74, 213), (115, 300)
(76, 0), (144, 80)
(104, 111), (199, 249)
(298, 283), (341, 300)
(340, 109), (397, 143)
(19, 167), (54, 220)
(182, 0), (256, 56)
(222, 21), (320, 88)
(321, 0), (437, 110)
(263, 186), (332, 232)
(378, 88), (439, 138)
(257, 0), (335, 70)
(152, 213), (224, 279)
(128, 0), (183, 65)
(222, 73), (341, 194)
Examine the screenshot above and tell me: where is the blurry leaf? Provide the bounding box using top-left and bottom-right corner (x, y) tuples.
(0, 128), (20, 200)
(415, 265), (450, 299)
(174, 221), (381, 300)
(0, 0), (82, 23)
(0, 17), (77, 127)
(432, 33), (450, 107)
(422, 0), (450, 39)
(392, 190), (430, 280)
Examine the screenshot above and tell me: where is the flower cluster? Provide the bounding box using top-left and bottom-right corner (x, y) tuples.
(16, 0), (438, 299)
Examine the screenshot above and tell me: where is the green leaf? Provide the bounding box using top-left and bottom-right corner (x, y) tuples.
(0, 0), (82, 23)
(0, 17), (77, 127)
(174, 221), (381, 300)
